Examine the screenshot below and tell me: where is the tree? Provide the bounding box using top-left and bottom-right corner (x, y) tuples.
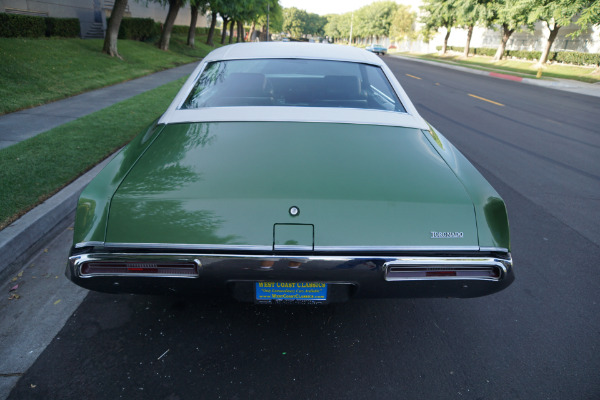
(324, 14), (342, 41)
(389, 4), (417, 42)
(355, 1), (398, 41)
(454, 0), (491, 58)
(205, 0), (224, 46)
(489, 0), (532, 61)
(157, 0), (185, 51)
(420, 0), (457, 54)
(102, 0), (128, 58)
(220, 13), (230, 44)
(304, 13), (327, 36)
(524, 0), (595, 65)
(283, 7), (308, 38)
(569, 1), (600, 38)
(255, 1), (283, 40)
(206, 10), (218, 46)
(188, 0), (209, 48)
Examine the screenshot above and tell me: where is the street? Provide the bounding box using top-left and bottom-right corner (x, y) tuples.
(5, 56), (600, 400)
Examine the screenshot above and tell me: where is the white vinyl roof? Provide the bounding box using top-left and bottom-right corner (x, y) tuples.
(159, 43), (428, 130)
(204, 42), (386, 65)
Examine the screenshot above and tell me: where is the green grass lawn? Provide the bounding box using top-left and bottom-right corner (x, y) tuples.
(392, 51), (600, 83)
(0, 77), (186, 230)
(0, 33), (218, 115)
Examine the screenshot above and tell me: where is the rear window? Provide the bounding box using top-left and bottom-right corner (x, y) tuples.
(180, 59), (406, 112)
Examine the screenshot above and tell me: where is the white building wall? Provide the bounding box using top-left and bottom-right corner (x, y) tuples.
(0, 0), (209, 38)
(434, 22), (600, 54)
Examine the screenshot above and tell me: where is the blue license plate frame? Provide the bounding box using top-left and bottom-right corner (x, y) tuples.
(255, 282), (328, 301)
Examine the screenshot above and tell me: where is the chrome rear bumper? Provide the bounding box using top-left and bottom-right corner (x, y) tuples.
(67, 249), (514, 300)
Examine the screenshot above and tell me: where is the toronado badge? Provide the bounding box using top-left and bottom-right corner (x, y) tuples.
(431, 231), (464, 238)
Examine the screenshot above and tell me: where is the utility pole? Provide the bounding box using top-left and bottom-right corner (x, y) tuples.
(348, 12), (354, 45)
(266, 3), (270, 41)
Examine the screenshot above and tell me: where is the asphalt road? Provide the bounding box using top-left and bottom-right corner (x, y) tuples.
(6, 57), (600, 400)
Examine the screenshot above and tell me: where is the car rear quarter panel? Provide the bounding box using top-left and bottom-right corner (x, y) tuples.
(72, 121), (164, 244)
(422, 125), (511, 251)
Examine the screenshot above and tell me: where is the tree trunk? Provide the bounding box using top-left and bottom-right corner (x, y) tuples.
(237, 20), (244, 42)
(539, 22), (560, 65)
(248, 21), (256, 42)
(206, 12), (217, 46)
(102, 0), (128, 58)
(187, 5), (198, 48)
(441, 27), (451, 54)
(463, 25), (473, 57)
(158, 0), (182, 51)
(228, 19), (235, 44)
(493, 24), (514, 61)
(221, 16), (229, 44)
(261, 24), (267, 41)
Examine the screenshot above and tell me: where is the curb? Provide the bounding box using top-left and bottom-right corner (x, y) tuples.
(0, 154), (115, 281)
(390, 54), (600, 98)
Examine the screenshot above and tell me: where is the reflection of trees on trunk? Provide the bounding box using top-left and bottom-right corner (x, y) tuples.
(111, 123), (240, 245)
(120, 123), (215, 195)
(121, 199), (239, 245)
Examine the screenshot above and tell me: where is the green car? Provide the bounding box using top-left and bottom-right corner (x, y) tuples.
(66, 43), (513, 303)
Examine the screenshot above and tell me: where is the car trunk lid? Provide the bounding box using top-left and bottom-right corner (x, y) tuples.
(105, 122), (478, 250)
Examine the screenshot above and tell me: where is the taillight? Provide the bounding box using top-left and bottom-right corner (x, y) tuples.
(386, 266), (501, 281)
(80, 261), (198, 276)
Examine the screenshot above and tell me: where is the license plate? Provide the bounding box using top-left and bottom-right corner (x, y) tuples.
(255, 282), (327, 301)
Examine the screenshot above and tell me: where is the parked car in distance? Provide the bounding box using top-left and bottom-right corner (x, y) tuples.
(366, 43), (387, 55)
(66, 42), (514, 304)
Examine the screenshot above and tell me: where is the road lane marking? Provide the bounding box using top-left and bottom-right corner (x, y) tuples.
(406, 74), (422, 80)
(468, 93), (504, 107)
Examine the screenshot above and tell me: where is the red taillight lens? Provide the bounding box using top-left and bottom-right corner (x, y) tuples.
(80, 261), (198, 276)
(426, 270), (456, 277)
(386, 266), (501, 280)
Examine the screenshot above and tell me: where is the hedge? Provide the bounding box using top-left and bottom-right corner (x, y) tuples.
(107, 17), (159, 41)
(555, 51), (600, 66)
(45, 17), (80, 38)
(0, 13), (46, 38)
(171, 25), (221, 37)
(436, 46), (600, 66)
(106, 19), (221, 42)
(0, 13), (80, 38)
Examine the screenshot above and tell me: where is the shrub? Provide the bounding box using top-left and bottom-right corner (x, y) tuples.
(45, 17), (80, 38)
(109, 17), (159, 41)
(0, 13), (46, 38)
(434, 45), (598, 66)
(471, 47), (496, 56)
(171, 25), (221, 36)
(555, 51), (600, 66)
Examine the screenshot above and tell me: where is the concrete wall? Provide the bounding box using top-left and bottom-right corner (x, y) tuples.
(438, 22), (600, 54)
(0, 0), (209, 38)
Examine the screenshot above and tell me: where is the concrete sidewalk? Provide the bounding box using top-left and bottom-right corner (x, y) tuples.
(0, 62), (198, 149)
(390, 54), (600, 98)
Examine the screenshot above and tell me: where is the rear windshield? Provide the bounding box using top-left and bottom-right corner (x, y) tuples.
(180, 59), (406, 112)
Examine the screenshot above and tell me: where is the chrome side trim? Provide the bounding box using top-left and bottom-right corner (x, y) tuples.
(274, 245), (314, 251)
(75, 241), (105, 248)
(102, 243), (273, 251)
(313, 245), (481, 252)
(479, 247), (509, 253)
(81, 242), (486, 253)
